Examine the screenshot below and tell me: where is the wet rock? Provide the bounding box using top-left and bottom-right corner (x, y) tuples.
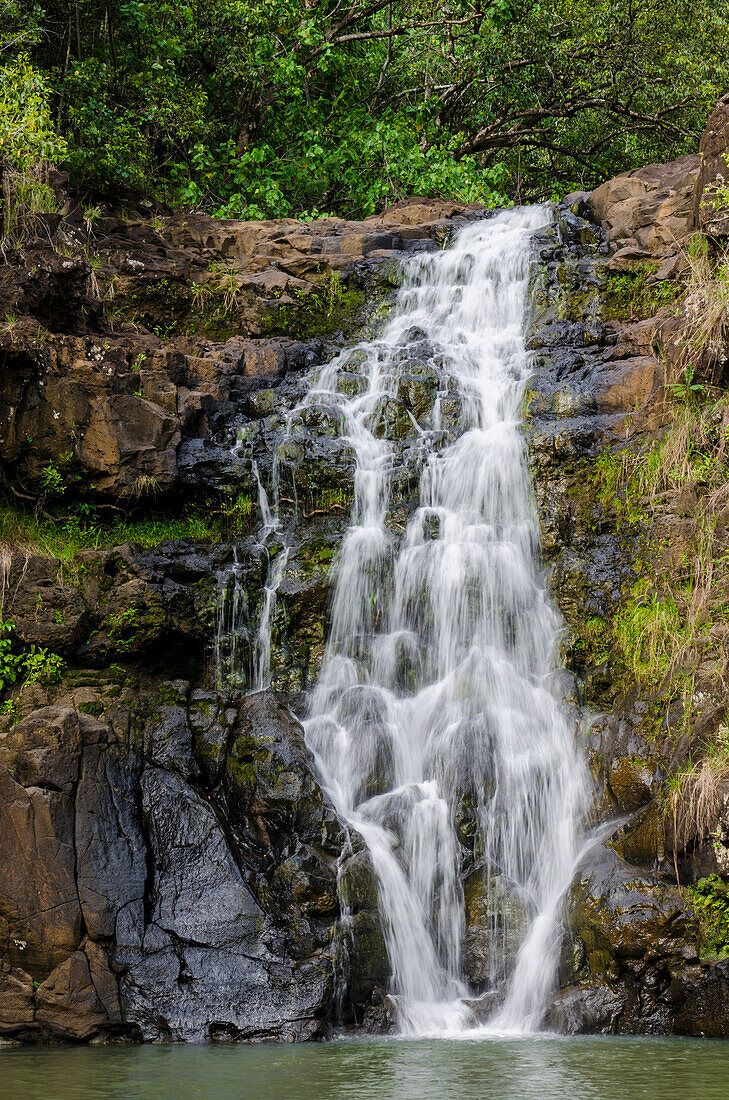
(3, 541), (223, 679)
(341, 910), (389, 1012)
(0, 963), (36, 1035)
(75, 740), (146, 942)
(0, 688), (371, 1042)
(337, 847), (389, 1015)
(462, 864), (527, 987)
(188, 689), (236, 786)
(225, 690), (343, 853)
(546, 984), (625, 1034)
(35, 943), (121, 1040)
(0, 764), (82, 978)
(671, 961), (729, 1037)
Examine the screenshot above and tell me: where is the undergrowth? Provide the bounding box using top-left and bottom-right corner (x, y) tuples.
(0, 618), (65, 713)
(686, 874), (729, 957)
(262, 272), (364, 339)
(1, 162), (61, 248)
(582, 236), (729, 869)
(604, 262), (681, 321)
(665, 731), (729, 882)
(0, 494), (254, 564)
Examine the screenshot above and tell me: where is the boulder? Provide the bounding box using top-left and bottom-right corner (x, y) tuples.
(587, 155), (701, 262)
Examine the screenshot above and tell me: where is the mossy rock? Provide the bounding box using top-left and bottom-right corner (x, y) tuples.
(338, 848), (381, 913)
(343, 909), (390, 1009)
(261, 276), (366, 340)
(608, 801), (666, 867)
(223, 691), (337, 850)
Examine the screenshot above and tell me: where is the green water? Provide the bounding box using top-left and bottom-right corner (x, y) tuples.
(2, 1036), (729, 1100)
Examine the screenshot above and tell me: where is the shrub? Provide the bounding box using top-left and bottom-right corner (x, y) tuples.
(0, 619), (23, 692)
(39, 462), (66, 496)
(0, 619), (65, 693)
(0, 55), (67, 247)
(0, 54), (67, 169)
(687, 874), (729, 957)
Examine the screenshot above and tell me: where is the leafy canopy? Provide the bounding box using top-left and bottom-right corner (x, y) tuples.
(0, 0), (728, 217)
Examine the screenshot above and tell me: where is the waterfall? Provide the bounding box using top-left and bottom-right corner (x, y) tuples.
(301, 206), (591, 1035)
(214, 460), (286, 691)
(251, 461), (288, 690)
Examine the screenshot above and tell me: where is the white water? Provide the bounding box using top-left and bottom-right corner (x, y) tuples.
(214, 462), (287, 691)
(300, 207), (590, 1036)
(251, 462), (289, 690)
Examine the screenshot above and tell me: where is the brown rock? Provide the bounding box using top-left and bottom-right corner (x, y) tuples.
(588, 155), (701, 259)
(35, 944), (119, 1039)
(0, 705), (85, 792)
(1, 552), (89, 654)
(693, 95), (729, 237)
(0, 962), (35, 1033)
(0, 767), (82, 977)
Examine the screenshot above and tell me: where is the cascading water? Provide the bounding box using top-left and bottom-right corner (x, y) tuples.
(251, 461), (289, 690)
(300, 206), (591, 1036)
(214, 458), (287, 691)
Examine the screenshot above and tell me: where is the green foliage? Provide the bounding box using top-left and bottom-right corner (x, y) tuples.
(0, 698), (17, 720)
(2, 164), (61, 246)
(263, 273), (365, 338)
(687, 875), (729, 957)
(39, 461), (66, 495)
(105, 607), (141, 652)
(583, 244), (729, 733)
(604, 264), (681, 321)
(570, 614), (610, 666)
(6, 0), (728, 215)
(0, 46), (67, 244)
(0, 619), (23, 691)
(22, 644), (65, 685)
(0, 619), (65, 694)
(668, 365), (707, 405)
(220, 492), (253, 533)
(593, 389), (729, 522)
(0, 496), (254, 562)
(613, 581), (685, 687)
(0, 53), (67, 168)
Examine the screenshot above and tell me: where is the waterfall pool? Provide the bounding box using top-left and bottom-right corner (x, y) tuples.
(2, 1036), (728, 1099)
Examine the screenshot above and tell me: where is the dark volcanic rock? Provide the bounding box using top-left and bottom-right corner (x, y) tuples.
(0, 692), (385, 1042)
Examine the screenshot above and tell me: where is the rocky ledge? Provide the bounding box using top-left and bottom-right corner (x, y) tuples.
(0, 196), (479, 502)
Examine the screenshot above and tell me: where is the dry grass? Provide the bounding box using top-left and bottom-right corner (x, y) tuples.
(206, 261), (244, 314)
(597, 236), (729, 760)
(2, 162), (60, 247)
(0, 544), (11, 615)
(669, 235), (729, 387)
(667, 743), (729, 883)
(129, 474), (160, 499)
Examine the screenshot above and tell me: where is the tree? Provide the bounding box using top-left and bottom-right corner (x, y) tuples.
(1, 0), (727, 216)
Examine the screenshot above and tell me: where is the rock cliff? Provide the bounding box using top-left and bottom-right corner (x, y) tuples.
(2, 101), (729, 1042)
(528, 98), (729, 1035)
(0, 197), (477, 1040)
